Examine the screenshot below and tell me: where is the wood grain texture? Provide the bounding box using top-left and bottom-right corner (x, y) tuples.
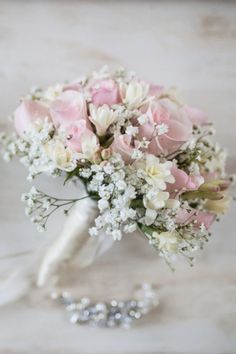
(0, 1), (236, 353)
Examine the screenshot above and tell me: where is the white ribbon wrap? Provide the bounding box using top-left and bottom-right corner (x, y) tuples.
(0, 197), (114, 306)
(37, 198), (114, 288)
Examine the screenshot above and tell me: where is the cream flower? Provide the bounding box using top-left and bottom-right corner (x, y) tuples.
(205, 146), (226, 175)
(120, 81), (149, 109)
(143, 189), (170, 225)
(135, 154), (175, 190)
(204, 194), (230, 214)
(89, 104), (117, 136)
(153, 231), (179, 254)
(77, 131), (100, 161)
(43, 84), (63, 103)
(44, 140), (75, 171)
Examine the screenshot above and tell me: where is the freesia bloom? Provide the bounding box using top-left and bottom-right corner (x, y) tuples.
(153, 231), (179, 254)
(89, 104), (117, 136)
(135, 154), (175, 190)
(90, 79), (119, 106)
(14, 100), (50, 136)
(204, 194), (230, 214)
(44, 140), (75, 172)
(101, 147), (112, 160)
(139, 99), (193, 156)
(50, 90), (88, 128)
(143, 189), (170, 225)
(178, 178), (231, 202)
(43, 84), (63, 102)
(120, 81), (149, 109)
(78, 130), (100, 161)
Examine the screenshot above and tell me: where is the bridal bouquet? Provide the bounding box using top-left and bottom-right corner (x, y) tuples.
(1, 67), (232, 272)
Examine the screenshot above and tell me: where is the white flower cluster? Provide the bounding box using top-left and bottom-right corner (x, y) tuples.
(1, 119), (77, 180)
(81, 154), (137, 240)
(141, 218), (211, 268)
(19, 119), (57, 180)
(0, 131), (19, 162)
(177, 124), (227, 177)
(22, 187), (86, 232)
(78, 152), (182, 247)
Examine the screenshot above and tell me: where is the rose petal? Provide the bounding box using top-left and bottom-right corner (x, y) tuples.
(14, 100), (50, 136)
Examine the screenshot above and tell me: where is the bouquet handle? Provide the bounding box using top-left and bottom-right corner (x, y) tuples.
(37, 198), (113, 288)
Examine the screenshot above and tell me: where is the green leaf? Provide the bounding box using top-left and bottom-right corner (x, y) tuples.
(100, 135), (114, 148)
(89, 192), (100, 201)
(138, 223), (155, 236)
(130, 198), (144, 208)
(181, 190), (224, 201)
(64, 167), (81, 185)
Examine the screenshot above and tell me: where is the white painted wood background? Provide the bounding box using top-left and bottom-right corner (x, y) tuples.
(0, 1), (236, 353)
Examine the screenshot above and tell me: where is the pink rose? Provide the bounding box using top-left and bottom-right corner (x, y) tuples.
(50, 90), (88, 128)
(66, 120), (90, 152)
(149, 84), (165, 98)
(183, 105), (208, 125)
(176, 208), (215, 230)
(139, 99), (193, 156)
(63, 82), (83, 92)
(14, 100), (50, 137)
(111, 133), (134, 163)
(90, 79), (119, 106)
(167, 167), (204, 198)
(66, 121), (99, 161)
(139, 101), (169, 139)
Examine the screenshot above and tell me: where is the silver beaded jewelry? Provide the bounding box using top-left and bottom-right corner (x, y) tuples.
(51, 284), (159, 328)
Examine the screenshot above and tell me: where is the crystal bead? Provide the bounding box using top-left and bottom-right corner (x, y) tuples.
(53, 283), (159, 328)
(69, 312), (79, 324)
(80, 297), (91, 307)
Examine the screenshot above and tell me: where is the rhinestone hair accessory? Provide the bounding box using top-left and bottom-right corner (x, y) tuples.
(51, 284), (158, 328)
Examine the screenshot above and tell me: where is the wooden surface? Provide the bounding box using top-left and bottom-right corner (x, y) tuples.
(0, 1), (236, 353)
